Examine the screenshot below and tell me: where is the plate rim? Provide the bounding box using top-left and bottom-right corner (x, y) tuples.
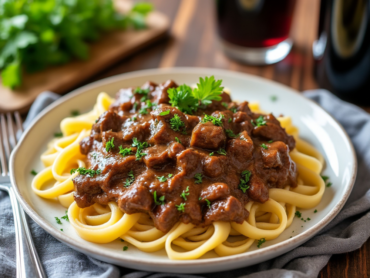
(9, 67), (357, 269)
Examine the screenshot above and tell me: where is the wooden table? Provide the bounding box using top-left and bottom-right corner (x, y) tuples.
(83, 0), (369, 277)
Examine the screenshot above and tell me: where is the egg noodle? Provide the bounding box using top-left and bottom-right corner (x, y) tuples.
(32, 92), (325, 260)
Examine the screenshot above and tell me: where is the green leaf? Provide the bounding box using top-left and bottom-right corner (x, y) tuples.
(132, 2), (154, 15)
(192, 76), (223, 106)
(168, 84), (197, 114)
(1, 62), (21, 88)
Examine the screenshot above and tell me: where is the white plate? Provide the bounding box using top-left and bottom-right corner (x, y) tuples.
(10, 68), (357, 273)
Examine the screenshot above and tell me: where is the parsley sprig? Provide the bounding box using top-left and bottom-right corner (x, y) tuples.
(124, 171), (135, 187)
(251, 116), (267, 127)
(194, 173), (203, 184)
(169, 114), (186, 133)
(239, 170), (251, 193)
(321, 175), (332, 187)
(132, 138), (149, 160)
(119, 146), (133, 157)
(180, 186), (190, 201)
(70, 167), (101, 177)
(257, 238), (266, 248)
(105, 137), (115, 152)
(167, 76), (224, 113)
(153, 191), (165, 205)
(225, 129), (237, 138)
(176, 203), (186, 212)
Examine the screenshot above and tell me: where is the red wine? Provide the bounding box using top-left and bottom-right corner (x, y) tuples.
(314, 0), (370, 104)
(216, 0), (296, 48)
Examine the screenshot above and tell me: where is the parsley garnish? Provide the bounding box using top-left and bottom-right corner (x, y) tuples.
(257, 238), (266, 248)
(133, 103), (138, 112)
(202, 114), (224, 126)
(314, 209), (317, 213)
(131, 117), (137, 121)
(167, 76), (224, 113)
(222, 102), (228, 108)
(71, 110), (80, 117)
(239, 170), (251, 193)
(209, 152), (214, 156)
(120, 239), (125, 242)
(132, 138), (149, 160)
(160, 110), (170, 116)
(268, 140), (273, 143)
(205, 199), (211, 208)
(119, 146), (133, 157)
(123, 246), (128, 251)
(251, 116), (267, 127)
(270, 95), (278, 102)
(180, 186), (190, 201)
(176, 203), (186, 212)
(134, 88), (150, 96)
(54, 132), (63, 138)
(61, 211), (69, 222)
(168, 84), (197, 114)
(60, 229), (63, 232)
(228, 118), (232, 123)
(105, 137), (115, 152)
(153, 191), (165, 205)
(157, 176), (167, 182)
(124, 171), (135, 187)
(170, 114), (186, 133)
(261, 143), (268, 150)
(55, 217), (62, 225)
(225, 129), (237, 138)
(194, 173), (203, 184)
(175, 137), (181, 144)
(139, 108), (149, 115)
(192, 76), (223, 106)
(70, 167), (101, 177)
(295, 211), (302, 218)
(321, 175), (332, 187)
(168, 174), (173, 178)
(230, 107), (237, 113)
(217, 148), (227, 156)
(30, 170), (37, 176)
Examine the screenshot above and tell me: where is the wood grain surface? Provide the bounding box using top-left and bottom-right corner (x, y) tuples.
(21, 0), (370, 276)
(0, 3), (169, 113)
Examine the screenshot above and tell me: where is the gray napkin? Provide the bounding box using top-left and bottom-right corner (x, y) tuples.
(1, 90), (369, 278)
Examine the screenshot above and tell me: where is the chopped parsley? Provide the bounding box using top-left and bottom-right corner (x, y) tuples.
(140, 96), (147, 102)
(131, 117), (137, 121)
(295, 211), (302, 218)
(217, 148), (227, 156)
(180, 186), (190, 201)
(54, 132), (63, 138)
(133, 102), (138, 111)
(176, 203), (186, 212)
(222, 102), (228, 108)
(175, 137), (181, 144)
(239, 170), (251, 193)
(119, 146), (133, 157)
(314, 209), (317, 213)
(60, 229), (63, 232)
(230, 107), (237, 113)
(71, 110), (80, 117)
(105, 137), (115, 152)
(123, 246), (128, 251)
(124, 171), (135, 187)
(270, 95), (278, 102)
(61, 211), (69, 222)
(134, 88), (150, 96)
(30, 170), (37, 176)
(169, 114), (186, 133)
(132, 138), (149, 160)
(55, 217), (62, 225)
(321, 175), (332, 187)
(228, 118), (232, 123)
(153, 191), (165, 205)
(257, 238), (266, 248)
(157, 176), (167, 182)
(168, 174), (173, 178)
(307, 218), (311, 221)
(194, 173), (203, 184)
(70, 167), (101, 177)
(120, 239), (125, 242)
(139, 108), (149, 115)
(202, 114), (224, 126)
(159, 110), (170, 116)
(268, 140), (273, 143)
(209, 152), (214, 156)
(205, 199), (211, 208)
(225, 129), (237, 138)
(261, 143), (268, 150)
(168, 84), (197, 114)
(251, 116), (266, 127)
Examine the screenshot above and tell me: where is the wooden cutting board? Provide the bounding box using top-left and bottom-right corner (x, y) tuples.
(0, 4), (169, 113)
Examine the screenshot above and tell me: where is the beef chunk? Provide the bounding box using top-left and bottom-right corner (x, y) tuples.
(203, 155), (226, 177)
(190, 122), (226, 150)
(204, 196), (248, 225)
(248, 174), (269, 203)
(176, 149), (202, 175)
(168, 142), (185, 158)
(153, 80), (178, 104)
(151, 203), (179, 232)
(143, 146), (170, 168)
(200, 183), (230, 201)
(118, 184), (153, 214)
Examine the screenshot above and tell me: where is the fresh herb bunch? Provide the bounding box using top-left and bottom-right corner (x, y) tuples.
(167, 76), (224, 114)
(0, 0), (153, 88)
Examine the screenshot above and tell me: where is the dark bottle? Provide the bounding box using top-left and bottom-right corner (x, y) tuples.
(313, 0), (370, 105)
